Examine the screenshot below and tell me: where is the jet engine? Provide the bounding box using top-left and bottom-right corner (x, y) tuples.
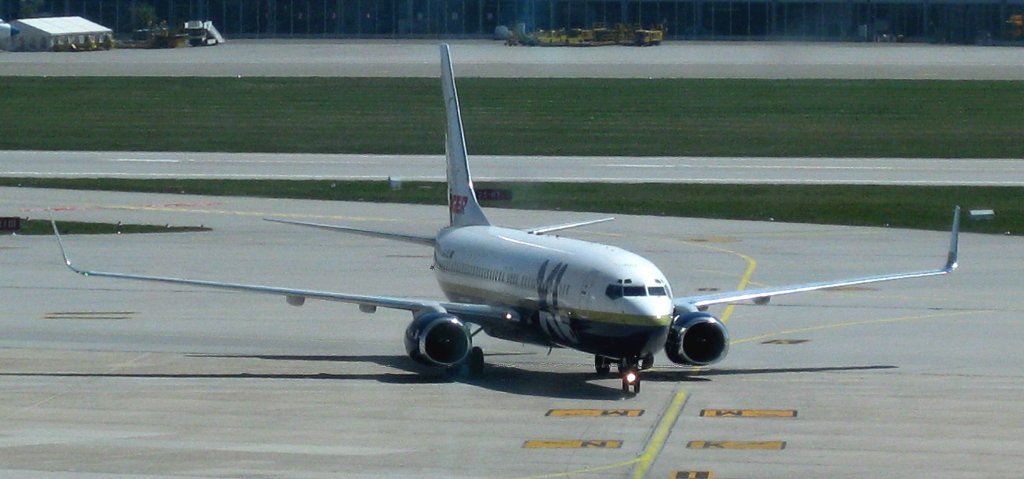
(404, 312), (472, 367)
(664, 312), (729, 366)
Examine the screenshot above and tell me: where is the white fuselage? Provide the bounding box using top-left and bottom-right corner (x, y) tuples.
(432, 226), (675, 358)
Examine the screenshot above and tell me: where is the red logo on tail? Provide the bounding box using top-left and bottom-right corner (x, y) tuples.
(450, 194), (468, 214)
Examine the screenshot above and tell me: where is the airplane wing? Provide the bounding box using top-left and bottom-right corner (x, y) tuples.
(264, 218), (436, 246)
(52, 221), (516, 326)
(675, 206), (961, 310)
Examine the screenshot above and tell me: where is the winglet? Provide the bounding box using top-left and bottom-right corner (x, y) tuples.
(945, 205), (960, 272)
(440, 43), (490, 228)
(50, 218), (85, 275)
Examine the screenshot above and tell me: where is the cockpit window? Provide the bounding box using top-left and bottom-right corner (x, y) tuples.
(623, 286), (646, 297)
(607, 282), (667, 299)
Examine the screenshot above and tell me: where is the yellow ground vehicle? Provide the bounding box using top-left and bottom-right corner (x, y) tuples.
(512, 23), (665, 46)
(1007, 14), (1024, 40)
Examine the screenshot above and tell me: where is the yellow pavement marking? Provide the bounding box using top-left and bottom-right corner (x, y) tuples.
(523, 439), (622, 449)
(732, 309), (996, 346)
(510, 459), (639, 479)
(680, 240), (757, 324)
(546, 409), (644, 417)
(760, 339), (809, 345)
(511, 391), (689, 479)
(630, 390), (689, 479)
(687, 440), (786, 450)
(43, 311), (136, 320)
(700, 409), (797, 418)
(672, 472), (715, 479)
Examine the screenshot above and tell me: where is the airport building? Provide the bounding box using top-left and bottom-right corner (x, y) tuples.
(2, 0), (1023, 43)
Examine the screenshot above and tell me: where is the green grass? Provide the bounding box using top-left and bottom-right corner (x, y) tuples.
(3, 178), (1020, 235)
(14, 219), (210, 235)
(1, 77), (1022, 157)
(4, 77), (1021, 234)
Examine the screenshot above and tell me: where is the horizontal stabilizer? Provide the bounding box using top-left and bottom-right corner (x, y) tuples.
(527, 217), (614, 235)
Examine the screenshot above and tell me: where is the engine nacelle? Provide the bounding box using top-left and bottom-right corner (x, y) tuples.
(665, 312), (729, 366)
(404, 312), (471, 367)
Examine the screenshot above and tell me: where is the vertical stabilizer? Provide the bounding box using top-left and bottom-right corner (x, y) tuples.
(441, 44), (490, 228)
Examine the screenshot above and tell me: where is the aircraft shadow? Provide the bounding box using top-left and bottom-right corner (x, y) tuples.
(643, 364), (898, 382)
(0, 355), (896, 400)
(195, 353), (628, 400)
(2, 353), (626, 400)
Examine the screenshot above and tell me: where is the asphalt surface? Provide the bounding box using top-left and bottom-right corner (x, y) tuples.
(3, 40), (1024, 79)
(2, 187), (1021, 478)
(3, 151), (1024, 185)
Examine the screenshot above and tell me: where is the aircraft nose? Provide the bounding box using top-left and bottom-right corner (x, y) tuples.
(627, 298), (673, 326)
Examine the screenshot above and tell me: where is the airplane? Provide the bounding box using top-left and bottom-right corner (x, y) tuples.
(53, 44), (961, 394)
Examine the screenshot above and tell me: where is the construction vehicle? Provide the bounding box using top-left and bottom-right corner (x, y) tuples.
(633, 27), (664, 46)
(184, 20), (224, 46)
(509, 23), (664, 47)
(126, 21), (186, 48)
(1006, 14), (1024, 40)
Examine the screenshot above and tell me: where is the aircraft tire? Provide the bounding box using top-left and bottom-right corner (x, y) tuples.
(468, 346), (485, 376)
(595, 356), (611, 375)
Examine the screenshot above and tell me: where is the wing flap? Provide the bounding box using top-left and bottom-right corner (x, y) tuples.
(54, 220), (520, 326)
(53, 219), (443, 314)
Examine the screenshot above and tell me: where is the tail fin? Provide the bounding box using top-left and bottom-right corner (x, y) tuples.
(440, 44), (490, 228)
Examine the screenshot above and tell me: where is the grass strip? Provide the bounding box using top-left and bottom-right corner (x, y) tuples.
(4, 178), (1020, 235)
(14, 219), (210, 235)
(1, 77), (1022, 158)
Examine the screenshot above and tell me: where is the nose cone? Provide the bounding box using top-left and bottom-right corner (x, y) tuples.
(624, 297), (674, 327)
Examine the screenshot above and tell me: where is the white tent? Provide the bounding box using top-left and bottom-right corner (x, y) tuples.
(10, 16), (112, 52)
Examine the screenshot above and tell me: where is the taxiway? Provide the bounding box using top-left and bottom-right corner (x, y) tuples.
(3, 40), (1024, 79)
(4, 151), (1024, 185)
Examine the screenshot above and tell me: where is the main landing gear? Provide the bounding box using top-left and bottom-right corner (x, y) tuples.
(467, 346), (484, 376)
(447, 346), (485, 378)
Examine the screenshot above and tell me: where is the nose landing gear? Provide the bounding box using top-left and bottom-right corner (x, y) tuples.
(619, 358), (643, 394)
(622, 368), (640, 393)
(597, 355), (653, 394)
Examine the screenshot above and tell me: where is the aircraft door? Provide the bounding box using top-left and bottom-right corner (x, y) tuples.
(577, 269), (601, 313)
